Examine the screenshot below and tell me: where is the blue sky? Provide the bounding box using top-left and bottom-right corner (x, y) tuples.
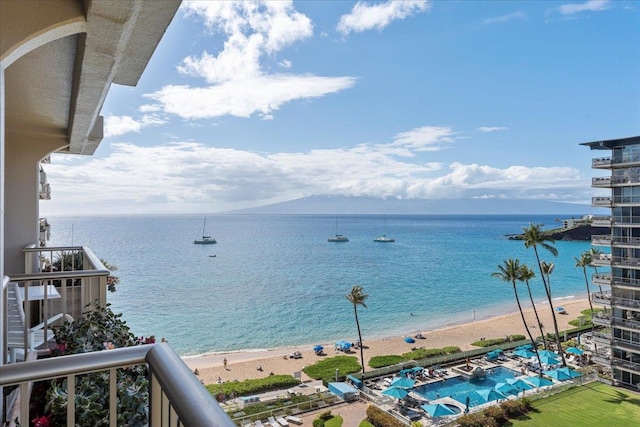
(42, 0), (640, 215)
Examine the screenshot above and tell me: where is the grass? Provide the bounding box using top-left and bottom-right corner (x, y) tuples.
(509, 382), (640, 426)
(358, 421), (374, 427)
(302, 355), (361, 384)
(324, 415), (343, 427)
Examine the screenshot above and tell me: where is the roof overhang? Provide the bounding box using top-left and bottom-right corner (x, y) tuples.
(580, 136), (640, 150)
(2, 0), (181, 156)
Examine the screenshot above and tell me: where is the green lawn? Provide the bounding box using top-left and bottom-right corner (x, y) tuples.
(509, 382), (640, 427)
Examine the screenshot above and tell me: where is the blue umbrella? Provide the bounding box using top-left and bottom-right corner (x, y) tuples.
(382, 386), (409, 399)
(421, 403), (455, 417)
(539, 354), (560, 365)
(523, 376), (553, 388)
(557, 367), (582, 378)
(411, 366), (424, 373)
(404, 337), (416, 343)
(390, 377), (415, 389)
(565, 346), (584, 355)
(313, 345), (324, 352)
(513, 348), (536, 358)
(475, 388), (506, 402)
(506, 378), (533, 391)
(516, 344), (533, 351)
(398, 368), (413, 376)
(494, 382), (518, 396)
(538, 350), (558, 359)
(544, 368), (572, 381)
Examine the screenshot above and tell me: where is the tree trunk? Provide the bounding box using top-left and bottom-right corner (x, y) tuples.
(525, 280), (547, 349)
(354, 305), (365, 375)
(513, 282), (544, 374)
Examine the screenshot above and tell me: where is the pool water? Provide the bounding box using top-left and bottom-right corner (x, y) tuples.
(413, 366), (520, 408)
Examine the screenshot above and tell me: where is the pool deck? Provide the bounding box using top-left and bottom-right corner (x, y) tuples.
(364, 354), (576, 426)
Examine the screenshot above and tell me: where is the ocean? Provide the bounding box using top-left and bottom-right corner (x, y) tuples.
(46, 214), (592, 357)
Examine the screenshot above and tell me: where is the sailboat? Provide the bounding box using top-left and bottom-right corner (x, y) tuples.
(374, 217), (395, 242)
(328, 218), (349, 242)
(194, 217), (216, 244)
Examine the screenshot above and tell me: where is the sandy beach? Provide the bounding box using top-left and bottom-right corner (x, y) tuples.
(184, 298), (590, 386)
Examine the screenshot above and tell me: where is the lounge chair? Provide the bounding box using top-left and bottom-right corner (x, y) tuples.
(276, 416), (289, 426)
(268, 416), (279, 427)
(286, 416), (302, 425)
(255, 420), (264, 427)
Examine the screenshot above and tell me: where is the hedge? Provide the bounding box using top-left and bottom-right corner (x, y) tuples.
(368, 355), (408, 368)
(206, 375), (300, 398)
(302, 356), (361, 384)
(366, 404), (406, 427)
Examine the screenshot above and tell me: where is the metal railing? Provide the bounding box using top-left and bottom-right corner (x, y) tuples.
(1, 343), (234, 427)
(611, 316), (640, 331)
(611, 357), (640, 374)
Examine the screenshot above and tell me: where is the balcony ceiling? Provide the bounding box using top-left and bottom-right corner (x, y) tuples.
(1, 0), (180, 155)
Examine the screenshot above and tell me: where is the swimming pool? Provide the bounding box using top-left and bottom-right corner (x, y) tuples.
(413, 366), (520, 408)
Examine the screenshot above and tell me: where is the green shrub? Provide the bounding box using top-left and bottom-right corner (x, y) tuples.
(366, 405), (406, 427)
(302, 356), (361, 384)
(471, 335), (524, 347)
(483, 405), (507, 425)
(46, 303), (152, 426)
(206, 375), (300, 398)
(319, 411), (333, 421)
(313, 418), (325, 427)
(359, 421), (375, 427)
(369, 355), (408, 368)
(457, 412), (498, 427)
(325, 415), (343, 427)
(401, 346), (461, 359)
(442, 346), (462, 354)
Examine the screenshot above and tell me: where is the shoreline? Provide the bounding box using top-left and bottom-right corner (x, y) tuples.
(183, 297), (591, 385)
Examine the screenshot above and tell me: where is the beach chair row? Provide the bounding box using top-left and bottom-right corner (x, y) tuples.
(253, 415), (302, 427)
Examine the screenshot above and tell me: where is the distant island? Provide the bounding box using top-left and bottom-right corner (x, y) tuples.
(507, 216), (609, 241)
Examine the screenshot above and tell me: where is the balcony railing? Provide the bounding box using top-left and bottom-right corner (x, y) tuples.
(592, 291), (612, 306)
(590, 253), (612, 268)
(592, 272), (612, 286)
(0, 344), (235, 427)
(610, 296), (640, 311)
(610, 256), (640, 269)
(592, 196), (612, 207)
(591, 234), (611, 246)
(611, 316), (640, 331)
(611, 236), (640, 246)
(591, 352), (610, 366)
(611, 337), (640, 352)
(591, 216), (612, 227)
(592, 331), (611, 346)
(592, 312), (611, 326)
(611, 357), (640, 374)
(610, 275), (640, 288)
(611, 215), (640, 226)
(592, 157), (612, 168)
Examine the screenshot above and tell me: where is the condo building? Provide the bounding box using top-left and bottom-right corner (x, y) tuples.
(583, 135), (640, 390)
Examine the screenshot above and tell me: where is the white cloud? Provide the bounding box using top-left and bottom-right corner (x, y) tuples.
(483, 11), (527, 25)
(44, 127), (586, 214)
(146, 74), (356, 120)
(337, 0), (431, 35)
(104, 114), (167, 138)
(558, 0), (610, 15)
(477, 126), (508, 133)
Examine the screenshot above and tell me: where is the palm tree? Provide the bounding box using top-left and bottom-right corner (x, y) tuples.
(575, 251), (598, 350)
(492, 259), (543, 373)
(540, 261), (567, 366)
(346, 285), (368, 376)
(588, 247), (606, 295)
(518, 264), (547, 350)
(522, 223), (566, 366)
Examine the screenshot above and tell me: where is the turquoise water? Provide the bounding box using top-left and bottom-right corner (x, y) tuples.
(46, 214), (591, 356)
(413, 366), (520, 407)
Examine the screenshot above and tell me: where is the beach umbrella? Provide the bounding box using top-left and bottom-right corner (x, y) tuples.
(398, 368), (413, 376)
(544, 369), (572, 381)
(557, 367), (582, 378)
(390, 377), (415, 388)
(382, 386), (409, 399)
(516, 344), (533, 351)
(506, 378), (533, 391)
(538, 350), (558, 359)
(523, 376), (553, 388)
(565, 346), (584, 355)
(494, 382), (518, 396)
(539, 354), (560, 365)
(313, 345), (324, 352)
(421, 403), (455, 417)
(475, 388), (506, 403)
(404, 337), (416, 344)
(411, 366), (424, 373)
(513, 348), (536, 359)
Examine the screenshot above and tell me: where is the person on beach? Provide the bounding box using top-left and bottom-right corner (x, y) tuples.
(223, 357), (228, 369)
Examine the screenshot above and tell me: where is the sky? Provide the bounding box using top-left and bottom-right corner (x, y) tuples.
(42, 0), (640, 215)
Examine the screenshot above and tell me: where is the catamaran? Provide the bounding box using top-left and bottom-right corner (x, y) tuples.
(194, 217), (216, 244)
(328, 218), (349, 242)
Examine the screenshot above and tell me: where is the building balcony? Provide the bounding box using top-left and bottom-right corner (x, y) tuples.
(1, 244), (234, 427)
(610, 296), (640, 311)
(592, 272), (612, 287)
(590, 253), (612, 267)
(592, 216), (612, 227)
(592, 291), (612, 306)
(612, 338), (640, 353)
(592, 176), (640, 188)
(592, 311), (612, 327)
(611, 316), (640, 331)
(611, 275), (640, 289)
(592, 176), (612, 187)
(0, 344), (234, 427)
(611, 357), (640, 375)
(591, 234), (612, 247)
(591, 351), (611, 366)
(39, 182), (51, 200)
(611, 256), (640, 270)
(611, 215), (640, 227)
(592, 157), (613, 169)
(611, 236), (640, 247)
(592, 196), (612, 207)
(592, 330), (612, 346)
(39, 218), (51, 247)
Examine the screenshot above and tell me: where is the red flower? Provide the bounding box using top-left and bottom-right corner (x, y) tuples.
(32, 415), (50, 427)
